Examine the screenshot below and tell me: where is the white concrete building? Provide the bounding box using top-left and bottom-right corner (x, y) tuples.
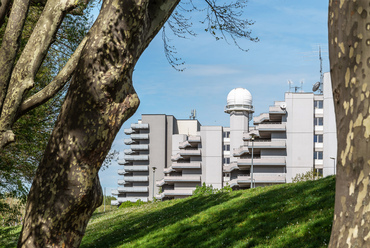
(112, 72), (337, 204)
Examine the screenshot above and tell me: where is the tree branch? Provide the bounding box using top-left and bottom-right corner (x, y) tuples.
(0, 0), (30, 114)
(19, 37), (88, 116)
(0, 0), (83, 138)
(0, 0), (12, 27)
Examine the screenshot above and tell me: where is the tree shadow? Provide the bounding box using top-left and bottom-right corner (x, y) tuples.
(81, 176), (335, 248)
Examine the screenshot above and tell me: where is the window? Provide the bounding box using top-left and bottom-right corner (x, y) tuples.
(223, 145), (230, 151)
(314, 134), (323, 143)
(223, 132), (230, 138)
(314, 151), (323, 160)
(315, 169), (323, 177)
(223, 158), (230, 164)
(314, 117), (323, 126)
(314, 100), (323, 109)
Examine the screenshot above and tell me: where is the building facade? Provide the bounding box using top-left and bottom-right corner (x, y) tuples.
(111, 72), (337, 205)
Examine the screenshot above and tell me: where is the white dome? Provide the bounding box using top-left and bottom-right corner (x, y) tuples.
(227, 88), (252, 106)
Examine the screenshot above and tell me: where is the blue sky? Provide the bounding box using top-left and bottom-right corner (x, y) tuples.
(96, 0), (330, 193)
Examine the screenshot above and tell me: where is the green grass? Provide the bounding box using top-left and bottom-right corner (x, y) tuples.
(81, 176), (335, 248)
(0, 176), (335, 248)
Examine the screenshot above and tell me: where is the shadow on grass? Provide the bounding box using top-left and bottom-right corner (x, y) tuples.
(0, 225), (21, 248)
(81, 176), (335, 248)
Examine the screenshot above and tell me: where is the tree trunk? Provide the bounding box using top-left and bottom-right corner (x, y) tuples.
(17, 1), (179, 247)
(329, 0), (370, 247)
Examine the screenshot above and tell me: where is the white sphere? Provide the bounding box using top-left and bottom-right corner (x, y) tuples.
(227, 88), (252, 106)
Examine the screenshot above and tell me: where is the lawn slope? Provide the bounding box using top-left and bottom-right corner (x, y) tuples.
(81, 176), (335, 248)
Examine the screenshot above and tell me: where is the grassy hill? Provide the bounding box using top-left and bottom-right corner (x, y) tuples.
(81, 176), (335, 248)
(1, 176), (335, 248)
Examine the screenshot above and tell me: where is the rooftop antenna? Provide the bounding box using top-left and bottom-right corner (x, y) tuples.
(312, 46), (324, 94)
(189, 109), (196, 120)
(288, 80), (303, 93)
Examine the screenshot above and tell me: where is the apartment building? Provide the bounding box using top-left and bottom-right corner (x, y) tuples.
(112, 72), (337, 205)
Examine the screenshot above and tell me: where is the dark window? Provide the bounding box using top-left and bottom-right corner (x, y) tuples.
(314, 100), (323, 109)
(223, 145), (230, 151)
(223, 132), (230, 138)
(223, 158), (230, 164)
(314, 134), (323, 143)
(314, 117), (323, 126)
(314, 151), (323, 160)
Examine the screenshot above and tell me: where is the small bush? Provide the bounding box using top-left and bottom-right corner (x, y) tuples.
(193, 182), (232, 197)
(292, 169), (323, 183)
(118, 199), (146, 209)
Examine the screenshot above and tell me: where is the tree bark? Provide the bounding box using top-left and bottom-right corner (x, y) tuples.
(329, 0), (370, 247)
(17, 0), (179, 247)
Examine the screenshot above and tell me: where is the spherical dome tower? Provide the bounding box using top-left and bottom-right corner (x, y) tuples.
(225, 88), (254, 113)
(225, 88), (254, 164)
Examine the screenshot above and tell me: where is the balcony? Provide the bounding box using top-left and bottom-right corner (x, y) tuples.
(131, 123), (149, 129)
(243, 140), (286, 149)
(123, 176), (149, 182)
(124, 165), (149, 172)
(223, 162), (239, 172)
(131, 133), (149, 140)
(237, 157), (286, 166)
(124, 155), (149, 161)
(117, 187), (148, 193)
(117, 159), (132, 165)
(164, 162), (202, 173)
(253, 113), (270, 124)
(258, 122), (286, 132)
(124, 138), (136, 145)
(130, 144), (149, 151)
(269, 105), (286, 114)
(117, 169), (127, 175)
(117, 179), (127, 185)
(156, 176), (201, 186)
(111, 197), (149, 205)
(233, 146), (249, 157)
(178, 140), (192, 149)
(124, 149), (137, 155)
(156, 189), (193, 199)
(124, 128), (136, 135)
(234, 174), (286, 184)
(179, 149), (201, 156)
(188, 136), (201, 143)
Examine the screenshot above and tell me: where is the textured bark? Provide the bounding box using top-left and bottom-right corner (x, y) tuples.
(329, 0), (370, 247)
(17, 0), (179, 247)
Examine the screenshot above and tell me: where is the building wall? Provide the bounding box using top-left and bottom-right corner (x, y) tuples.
(285, 93), (314, 182)
(229, 112), (249, 163)
(322, 72), (337, 176)
(200, 126), (223, 189)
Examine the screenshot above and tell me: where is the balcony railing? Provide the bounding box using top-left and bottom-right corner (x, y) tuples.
(117, 159), (132, 165)
(117, 169), (127, 175)
(156, 189), (193, 199)
(124, 155), (149, 161)
(124, 165), (149, 172)
(253, 113), (270, 124)
(117, 187), (148, 193)
(237, 157), (286, 166)
(179, 149), (201, 156)
(124, 138), (136, 145)
(258, 122), (286, 132)
(188, 136), (201, 143)
(117, 179), (127, 185)
(124, 128), (136, 134)
(164, 162), (202, 173)
(233, 146), (249, 157)
(111, 197), (149, 205)
(131, 133), (149, 140)
(269, 105), (286, 114)
(243, 140), (286, 149)
(157, 176), (201, 186)
(130, 144), (149, 151)
(124, 149), (137, 155)
(123, 176), (149, 182)
(131, 123), (149, 129)
(223, 162), (239, 172)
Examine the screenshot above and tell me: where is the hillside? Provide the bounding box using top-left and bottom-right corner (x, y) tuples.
(81, 176), (335, 248)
